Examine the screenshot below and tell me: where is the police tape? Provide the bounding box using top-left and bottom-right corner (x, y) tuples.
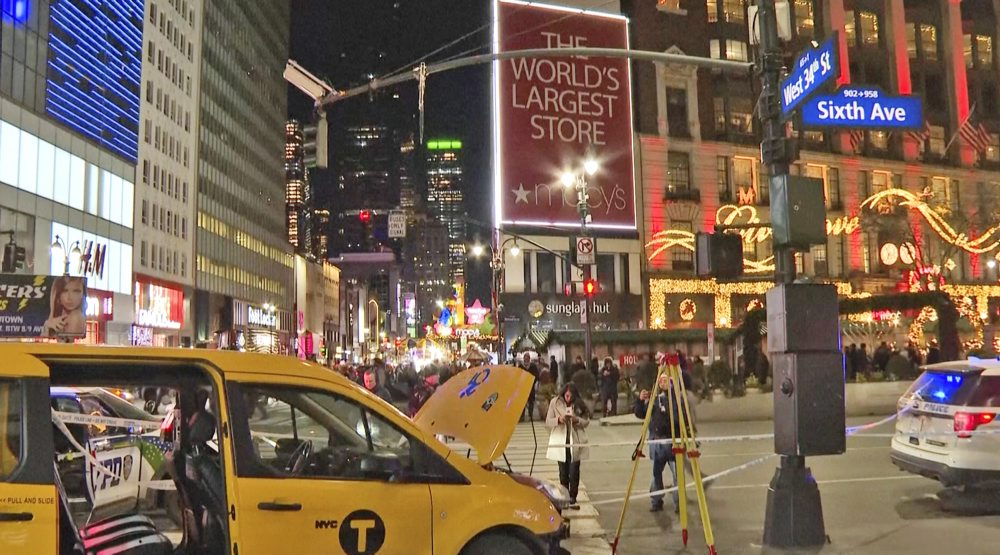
(51, 409), (175, 490)
(52, 410), (164, 430)
(590, 454), (779, 507)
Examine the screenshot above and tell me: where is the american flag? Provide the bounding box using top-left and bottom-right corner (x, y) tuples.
(906, 121), (932, 146)
(959, 118), (992, 154)
(847, 129), (864, 153)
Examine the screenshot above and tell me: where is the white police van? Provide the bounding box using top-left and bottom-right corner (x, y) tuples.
(891, 358), (1000, 487)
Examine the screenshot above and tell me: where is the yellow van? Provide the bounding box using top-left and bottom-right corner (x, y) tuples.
(0, 344), (568, 555)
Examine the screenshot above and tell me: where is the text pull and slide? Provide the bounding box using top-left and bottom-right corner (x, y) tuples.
(780, 35), (838, 117)
(801, 87), (923, 130)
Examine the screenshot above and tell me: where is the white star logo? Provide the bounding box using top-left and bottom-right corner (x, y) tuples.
(512, 184), (530, 204)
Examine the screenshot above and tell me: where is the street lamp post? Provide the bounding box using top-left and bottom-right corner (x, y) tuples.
(472, 237), (521, 364)
(561, 159), (599, 368)
(50, 235), (83, 277)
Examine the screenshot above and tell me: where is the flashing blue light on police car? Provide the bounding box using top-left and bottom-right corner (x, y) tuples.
(933, 390), (947, 401)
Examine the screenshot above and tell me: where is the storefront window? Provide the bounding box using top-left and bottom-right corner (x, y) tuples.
(908, 24), (918, 59)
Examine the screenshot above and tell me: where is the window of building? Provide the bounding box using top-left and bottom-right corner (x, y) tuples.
(919, 24), (938, 61)
(160, 207), (166, 232)
(870, 130), (889, 151)
(812, 245), (828, 277)
(141, 200), (148, 224)
(733, 156), (758, 203)
(666, 151), (691, 194)
(907, 24), (918, 59)
(929, 125), (946, 157)
(710, 40), (721, 59)
(722, 0), (745, 23)
(726, 40), (748, 61)
(597, 254), (617, 292)
(986, 134), (1000, 162)
(859, 11), (879, 47)
(151, 204), (158, 228)
(140, 241), (147, 267)
(730, 97), (754, 134)
(964, 34), (975, 68)
(149, 3), (156, 23)
(536, 252), (556, 293)
(794, 0), (814, 37)
(141, 160), (149, 184)
(717, 156), (732, 202)
(871, 171), (891, 194)
(976, 35), (993, 67)
(707, 0), (718, 22)
(666, 87), (690, 138)
(672, 221), (695, 271)
(159, 246), (165, 271)
(182, 218), (187, 239)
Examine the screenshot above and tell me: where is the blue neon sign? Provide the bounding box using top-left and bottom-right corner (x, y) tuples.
(801, 87), (924, 130)
(46, 0), (143, 162)
(780, 35), (838, 118)
(1, 0), (29, 24)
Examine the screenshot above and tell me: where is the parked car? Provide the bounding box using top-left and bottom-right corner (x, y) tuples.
(890, 358), (1000, 487)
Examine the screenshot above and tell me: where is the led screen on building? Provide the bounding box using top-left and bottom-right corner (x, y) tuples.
(46, 0), (143, 162)
(492, 0), (636, 230)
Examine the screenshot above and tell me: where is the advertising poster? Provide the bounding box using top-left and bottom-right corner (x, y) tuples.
(0, 275), (88, 338)
(493, 0), (636, 229)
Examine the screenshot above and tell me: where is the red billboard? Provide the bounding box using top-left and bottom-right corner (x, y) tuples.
(493, 0), (635, 230)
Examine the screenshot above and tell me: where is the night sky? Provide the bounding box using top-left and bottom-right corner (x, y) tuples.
(288, 0), (494, 302)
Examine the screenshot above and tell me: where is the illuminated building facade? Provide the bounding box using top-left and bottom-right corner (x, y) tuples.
(628, 0), (1000, 335)
(425, 139), (467, 280)
(194, 0), (293, 349)
(132, 0), (202, 347)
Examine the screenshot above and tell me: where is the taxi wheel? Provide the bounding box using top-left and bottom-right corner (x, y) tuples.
(462, 532), (536, 555)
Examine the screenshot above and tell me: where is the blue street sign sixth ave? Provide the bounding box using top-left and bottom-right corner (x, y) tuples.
(801, 87), (924, 130)
(780, 35), (838, 118)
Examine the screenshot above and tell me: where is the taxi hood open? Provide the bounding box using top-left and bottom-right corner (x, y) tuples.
(413, 365), (534, 465)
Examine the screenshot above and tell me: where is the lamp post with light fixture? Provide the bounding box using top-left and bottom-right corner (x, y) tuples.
(50, 235), (85, 277)
(560, 158), (599, 368)
(470, 236), (521, 363)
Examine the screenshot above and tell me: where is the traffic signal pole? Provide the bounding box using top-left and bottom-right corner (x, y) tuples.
(757, 0), (829, 547)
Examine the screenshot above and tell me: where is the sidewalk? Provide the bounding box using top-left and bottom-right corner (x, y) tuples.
(600, 381), (908, 425)
(448, 421), (611, 554)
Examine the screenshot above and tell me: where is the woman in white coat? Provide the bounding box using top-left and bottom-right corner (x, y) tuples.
(546, 382), (590, 508)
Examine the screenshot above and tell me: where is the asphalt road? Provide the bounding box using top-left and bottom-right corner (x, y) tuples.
(582, 416), (1000, 555)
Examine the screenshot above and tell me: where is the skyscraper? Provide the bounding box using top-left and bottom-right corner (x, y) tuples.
(194, 0), (293, 352)
(132, 0), (202, 347)
(285, 119), (310, 252)
(425, 139), (466, 280)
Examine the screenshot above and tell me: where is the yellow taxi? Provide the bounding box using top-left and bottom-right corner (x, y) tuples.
(0, 344), (567, 555)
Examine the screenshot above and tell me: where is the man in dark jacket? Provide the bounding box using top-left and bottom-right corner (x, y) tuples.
(518, 353), (540, 420)
(634, 372), (685, 512)
(636, 353), (659, 391)
(599, 357), (620, 416)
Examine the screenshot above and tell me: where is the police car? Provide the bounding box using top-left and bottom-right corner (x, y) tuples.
(51, 387), (175, 518)
(890, 358), (1000, 487)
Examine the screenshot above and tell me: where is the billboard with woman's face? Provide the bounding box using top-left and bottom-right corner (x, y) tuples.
(0, 275), (88, 338)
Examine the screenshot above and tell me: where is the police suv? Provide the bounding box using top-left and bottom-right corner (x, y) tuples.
(891, 358), (1000, 487)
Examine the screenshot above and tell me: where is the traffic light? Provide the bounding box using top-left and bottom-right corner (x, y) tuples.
(302, 112), (328, 169)
(583, 278), (598, 297)
(1, 243), (25, 273)
(696, 232), (744, 279)
(359, 209), (372, 224)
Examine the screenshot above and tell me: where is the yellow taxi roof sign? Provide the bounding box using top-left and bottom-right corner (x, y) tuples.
(414, 365), (534, 465)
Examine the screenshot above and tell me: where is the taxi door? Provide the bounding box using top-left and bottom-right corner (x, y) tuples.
(225, 375), (433, 555)
(0, 354), (57, 555)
